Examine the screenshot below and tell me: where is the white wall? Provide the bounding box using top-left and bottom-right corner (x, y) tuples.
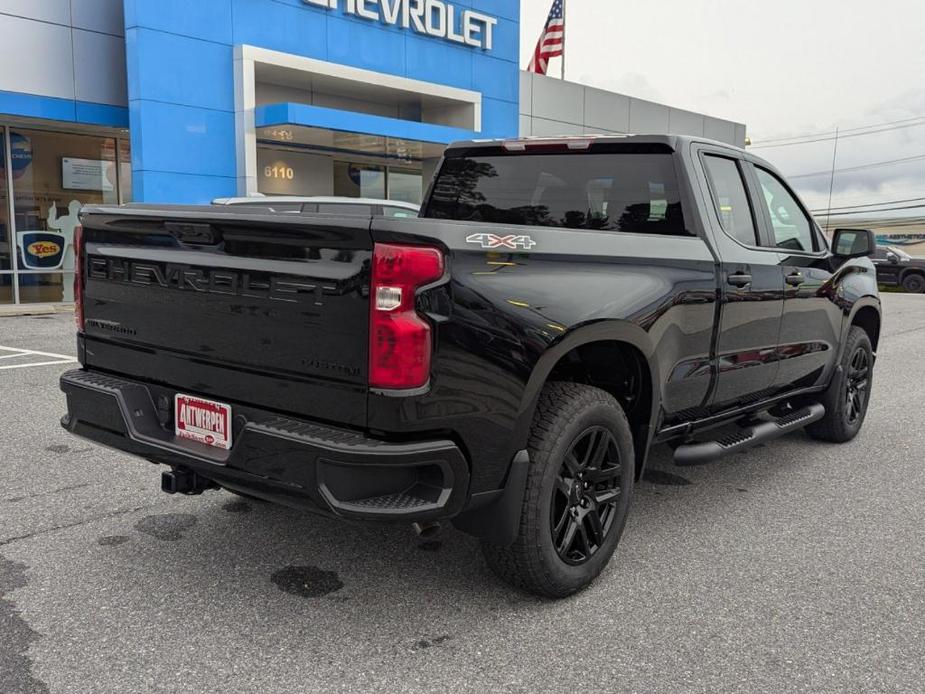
(519, 72), (747, 146)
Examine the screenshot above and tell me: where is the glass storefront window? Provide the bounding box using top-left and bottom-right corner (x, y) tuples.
(0, 274), (12, 305)
(1, 126), (12, 275)
(255, 142), (426, 204)
(10, 128), (118, 303)
(388, 167), (423, 205)
(119, 139), (132, 203)
(16, 273), (73, 304)
(334, 161), (385, 199)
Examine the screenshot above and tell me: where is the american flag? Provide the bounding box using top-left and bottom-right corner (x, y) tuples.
(527, 0), (565, 76)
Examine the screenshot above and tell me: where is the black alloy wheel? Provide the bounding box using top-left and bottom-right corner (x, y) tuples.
(551, 426), (623, 565)
(481, 382), (635, 598)
(844, 346), (870, 426)
(806, 325), (874, 443)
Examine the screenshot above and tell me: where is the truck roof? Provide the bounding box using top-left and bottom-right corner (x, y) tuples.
(444, 133), (746, 155)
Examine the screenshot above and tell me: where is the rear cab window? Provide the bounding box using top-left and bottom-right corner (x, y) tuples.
(424, 144), (691, 236)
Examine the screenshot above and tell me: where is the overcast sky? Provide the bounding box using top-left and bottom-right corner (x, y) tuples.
(520, 0), (925, 216)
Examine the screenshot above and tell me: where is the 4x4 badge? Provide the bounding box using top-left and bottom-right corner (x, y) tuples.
(466, 233), (537, 250)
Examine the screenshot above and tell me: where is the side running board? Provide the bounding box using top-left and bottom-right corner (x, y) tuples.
(673, 403), (826, 467)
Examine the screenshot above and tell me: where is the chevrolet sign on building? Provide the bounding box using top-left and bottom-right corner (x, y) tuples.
(0, 0), (745, 306)
(303, 0), (498, 49)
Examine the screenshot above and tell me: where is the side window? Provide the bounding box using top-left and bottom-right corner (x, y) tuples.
(383, 206), (417, 218)
(703, 155), (759, 246)
(755, 168), (815, 252)
(316, 203), (372, 215)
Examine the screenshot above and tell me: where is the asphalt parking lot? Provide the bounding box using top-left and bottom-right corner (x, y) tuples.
(1, 295), (924, 694)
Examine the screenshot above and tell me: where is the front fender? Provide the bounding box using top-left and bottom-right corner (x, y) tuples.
(840, 296), (881, 356)
(834, 259), (881, 364)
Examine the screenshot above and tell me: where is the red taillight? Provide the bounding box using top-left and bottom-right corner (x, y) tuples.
(74, 225), (84, 331)
(369, 243), (444, 390)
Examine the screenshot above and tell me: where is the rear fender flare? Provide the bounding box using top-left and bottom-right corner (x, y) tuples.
(839, 297), (881, 363)
(512, 321), (661, 452)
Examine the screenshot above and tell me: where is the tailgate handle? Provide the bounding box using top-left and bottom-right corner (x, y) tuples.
(165, 222), (219, 245)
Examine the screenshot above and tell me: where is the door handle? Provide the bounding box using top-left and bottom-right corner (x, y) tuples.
(727, 272), (752, 288)
(785, 272), (806, 287)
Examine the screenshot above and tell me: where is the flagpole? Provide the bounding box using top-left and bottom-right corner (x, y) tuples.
(561, 0), (566, 80)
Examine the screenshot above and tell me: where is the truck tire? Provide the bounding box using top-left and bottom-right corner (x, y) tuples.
(901, 272), (925, 293)
(482, 382), (635, 598)
(806, 326), (873, 443)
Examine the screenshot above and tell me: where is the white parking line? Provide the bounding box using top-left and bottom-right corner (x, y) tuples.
(0, 359), (77, 371)
(0, 345), (77, 370)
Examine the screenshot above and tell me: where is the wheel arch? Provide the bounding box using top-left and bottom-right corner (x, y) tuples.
(514, 321), (661, 480)
(899, 267), (925, 289)
(849, 300), (882, 353)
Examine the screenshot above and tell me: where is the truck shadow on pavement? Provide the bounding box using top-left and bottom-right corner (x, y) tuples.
(91, 437), (813, 622)
(0, 430), (838, 685)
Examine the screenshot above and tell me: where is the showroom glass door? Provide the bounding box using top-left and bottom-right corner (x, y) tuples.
(10, 129), (118, 303)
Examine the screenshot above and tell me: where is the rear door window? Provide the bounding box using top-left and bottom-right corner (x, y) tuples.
(425, 150), (690, 235)
(702, 155), (759, 246)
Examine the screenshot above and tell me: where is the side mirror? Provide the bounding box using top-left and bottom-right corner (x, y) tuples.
(886, 252), (899, 264)
(832, 228), (875, 258)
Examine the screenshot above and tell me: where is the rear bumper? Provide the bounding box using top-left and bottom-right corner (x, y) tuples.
(59, 369), (470, 522)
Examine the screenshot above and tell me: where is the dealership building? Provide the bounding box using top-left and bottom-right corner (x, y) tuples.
(0, 0), (745, 306)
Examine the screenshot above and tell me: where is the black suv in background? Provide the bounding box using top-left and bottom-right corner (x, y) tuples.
(872, 245), (925, 292)
(61, 135), (881, 597)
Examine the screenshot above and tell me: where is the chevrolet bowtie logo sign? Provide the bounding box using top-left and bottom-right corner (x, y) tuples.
(303, 0), (498, 51)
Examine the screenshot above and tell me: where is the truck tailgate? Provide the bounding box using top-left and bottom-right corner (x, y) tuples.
(79, 206), (372, 427)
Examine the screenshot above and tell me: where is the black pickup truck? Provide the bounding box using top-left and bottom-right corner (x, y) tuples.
(61, 135), (881, 598)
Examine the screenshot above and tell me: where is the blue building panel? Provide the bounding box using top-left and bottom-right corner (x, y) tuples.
(480, 97), (520, 139)
(124, 0), (522, 203)
(472, 53), (520, 102)
(325, 18), (407, 75)
(126, 29), (236, 111)
(124, 0), (234, 45)
(0, 91), (77, 123)
(489, 17), (520, 64)
(75, 102), (131, 128)
(0, 90), (129, 128)
(472, 0), (519, 21)
(130, 100), (237, 177)
(134, 170), (238, 204)
(403, 36), (477, 91)
(232, 0), (329, 60)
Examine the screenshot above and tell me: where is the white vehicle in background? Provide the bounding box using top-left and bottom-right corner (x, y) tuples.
(211, 195), (420, 218)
